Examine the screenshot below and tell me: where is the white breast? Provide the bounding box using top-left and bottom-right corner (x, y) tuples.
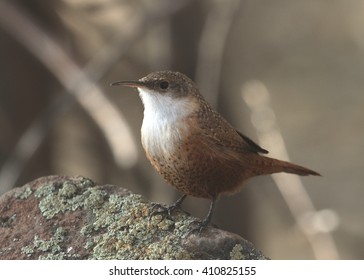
(138, 88), (195, 156)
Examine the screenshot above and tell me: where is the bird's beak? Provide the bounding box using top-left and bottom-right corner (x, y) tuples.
(110, 80), (145, 89)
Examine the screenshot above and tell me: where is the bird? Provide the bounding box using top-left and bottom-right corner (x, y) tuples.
(111, 70), (320, 232)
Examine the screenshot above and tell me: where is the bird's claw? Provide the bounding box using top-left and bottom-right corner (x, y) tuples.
(149, 203), (178, 222)
(149, 195), (187, 222)
(185, 219), (211, 237)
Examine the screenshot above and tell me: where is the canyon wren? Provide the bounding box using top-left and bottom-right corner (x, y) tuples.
(111, 71), (320, 231)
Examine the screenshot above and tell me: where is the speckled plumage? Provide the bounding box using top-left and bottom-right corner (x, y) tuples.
(112, 71), (320, 227)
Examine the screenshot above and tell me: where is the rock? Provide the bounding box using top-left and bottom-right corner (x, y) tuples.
(0, 175), (267, 260)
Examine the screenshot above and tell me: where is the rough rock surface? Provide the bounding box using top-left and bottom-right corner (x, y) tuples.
(0, 175), (267, 260)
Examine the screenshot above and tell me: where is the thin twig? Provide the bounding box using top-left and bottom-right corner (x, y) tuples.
(195, 0), (240, 107)
(0, 1), (190, 194)
(0, 1), (140, 192)
(242, 80), (340, 259)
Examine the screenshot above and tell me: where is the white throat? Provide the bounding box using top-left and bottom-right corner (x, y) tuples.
(138, 88), (196, 156)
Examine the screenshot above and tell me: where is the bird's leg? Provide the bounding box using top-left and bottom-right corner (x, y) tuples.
(149, 194), (187, 221)
(187, 196), (217, 236)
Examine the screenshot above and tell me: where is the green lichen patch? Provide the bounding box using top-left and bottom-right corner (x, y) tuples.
(34, 178), (106, 219)
(14, 186), (32, 200)
(58, 182), (77, 198)
(81, 193), (194, 259)
(21, 227), (80, 260)
(230, 243), (245, 260)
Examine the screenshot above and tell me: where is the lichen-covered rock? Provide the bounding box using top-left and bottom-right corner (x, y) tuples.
(0, 175), (267, 260)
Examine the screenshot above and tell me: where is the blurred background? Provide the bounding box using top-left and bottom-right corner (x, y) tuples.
(0, 0), (363, 259)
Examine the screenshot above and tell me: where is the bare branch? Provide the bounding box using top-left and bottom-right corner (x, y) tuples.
(242, 80), (340, 259)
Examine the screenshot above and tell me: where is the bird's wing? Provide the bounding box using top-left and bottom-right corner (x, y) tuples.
(235, 130), (268, 154)
(194, 103), (269, 155)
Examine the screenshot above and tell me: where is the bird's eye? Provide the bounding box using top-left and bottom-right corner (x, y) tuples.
(159, 80), (169, 90)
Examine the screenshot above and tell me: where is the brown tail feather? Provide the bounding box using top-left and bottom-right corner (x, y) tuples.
(261, 156), (321, 176)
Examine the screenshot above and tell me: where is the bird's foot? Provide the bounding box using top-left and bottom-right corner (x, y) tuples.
(149, 195), (187, 222)
(149, 203), (177, 222)
(185, 218), (215, 237)
(186, 197), (217, 237)
(149, 195), (187, 221)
